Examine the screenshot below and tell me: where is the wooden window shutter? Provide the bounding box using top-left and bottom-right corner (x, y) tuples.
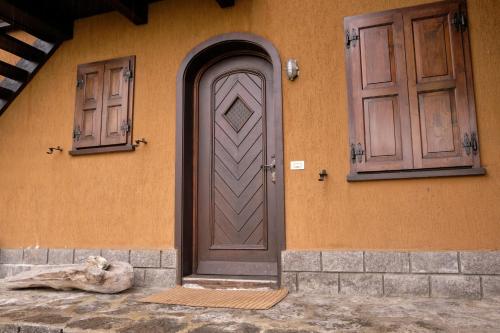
(345, 12), (413, 172)
(345, 0), (482, 179)
(100, 56), (134, 146)
(73, 63), (104, 148)
(404, 1), (475, 168)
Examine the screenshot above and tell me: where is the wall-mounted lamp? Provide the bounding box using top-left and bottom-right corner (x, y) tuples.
(286, 59), (299, 81)
(318, 169), (328, 181)
(47, 146), (63, 154)
(133, 138), (148, 148)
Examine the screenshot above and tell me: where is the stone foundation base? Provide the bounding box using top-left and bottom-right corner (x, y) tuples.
(3, 248), (499, 298)
(282, 250), (500, 299)
(0, 248), (177, 288)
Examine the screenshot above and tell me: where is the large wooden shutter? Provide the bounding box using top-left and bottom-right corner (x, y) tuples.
(74, 63), (104, 148)
(345, 12), (413, 172)
(404, 2), (473, 168)
(100, 57), (132, 146)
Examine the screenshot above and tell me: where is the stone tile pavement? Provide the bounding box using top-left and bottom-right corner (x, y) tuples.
(0, 284), (500, 332)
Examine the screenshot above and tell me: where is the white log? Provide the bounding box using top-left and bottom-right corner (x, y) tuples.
(3, 256), (133, 293)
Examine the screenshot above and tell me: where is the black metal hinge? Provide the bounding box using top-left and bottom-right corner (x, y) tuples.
(76, 77), (84, 88)
(350, 143), (364, 163)
(345, 29), (360, 49)
(120, 119), (131, 135)
(463, 132), (478, 155)
(452, 10), (467, 32)
(123, 68), (133, 81)
(73, 126), (81, 142)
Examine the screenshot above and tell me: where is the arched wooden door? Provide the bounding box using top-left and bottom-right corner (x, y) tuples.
(196, 55), (278, 276)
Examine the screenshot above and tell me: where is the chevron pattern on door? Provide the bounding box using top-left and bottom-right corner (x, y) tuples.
(211, 71), (266, 249)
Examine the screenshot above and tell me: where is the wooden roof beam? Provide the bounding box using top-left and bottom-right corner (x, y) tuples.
(216, 0), (235, 8)
(0, 1), (72, 42)
(108, 0), (148, 25)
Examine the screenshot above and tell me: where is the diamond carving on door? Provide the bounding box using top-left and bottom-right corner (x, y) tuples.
(224, 98), (254, 132)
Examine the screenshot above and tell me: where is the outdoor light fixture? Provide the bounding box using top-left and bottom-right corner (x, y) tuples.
(286, 59), (299, 81)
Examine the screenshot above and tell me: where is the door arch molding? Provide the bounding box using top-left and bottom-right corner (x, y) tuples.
(175, 32), (284, 282)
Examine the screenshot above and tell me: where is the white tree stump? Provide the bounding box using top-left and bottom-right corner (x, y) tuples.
(3, 256), (134, 293)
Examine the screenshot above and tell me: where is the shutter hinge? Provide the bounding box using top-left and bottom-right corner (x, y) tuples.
(345, 29), (360, 49)
(73, 126), (81, 142)
(463, 132), (478, 155)
(120, 119), (131, 135)
(76, 77), (84, 88)
(452, 10), (467, 32)
(350, 143), (364, 163)
(123, 68), (133, 81)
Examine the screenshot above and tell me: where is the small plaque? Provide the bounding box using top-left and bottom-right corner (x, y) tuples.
(290, 161), (305, 170)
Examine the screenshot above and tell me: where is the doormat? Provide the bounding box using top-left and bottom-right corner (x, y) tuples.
(139, 286), (288, 310)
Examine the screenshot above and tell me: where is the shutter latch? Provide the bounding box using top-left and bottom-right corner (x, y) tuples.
(350, 143), (364, 163)
(73, 126), (81, 142)
(120, 119), (131, 135)
(463, 132), (478, 155)
(345, 29), (360, 49)
(123, 68), (133, 81)
(452, 10), (467, 32)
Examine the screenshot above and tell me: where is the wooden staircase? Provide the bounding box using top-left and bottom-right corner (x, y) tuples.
(0, 0), (70, 117)
(0, 28), (61, 116)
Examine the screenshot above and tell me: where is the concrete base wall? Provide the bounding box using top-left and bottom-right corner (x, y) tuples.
(282, 250), (500, 299)
(0, 248), (177, 288)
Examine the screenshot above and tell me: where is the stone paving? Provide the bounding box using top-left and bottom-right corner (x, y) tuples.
(1, 284), (500, 332)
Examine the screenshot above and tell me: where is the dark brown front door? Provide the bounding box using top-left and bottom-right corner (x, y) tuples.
(196, 55), (278, 276)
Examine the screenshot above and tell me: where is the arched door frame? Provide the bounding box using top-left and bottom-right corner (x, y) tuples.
(175, 33), (285, 283)
(175, 33), (285, 284)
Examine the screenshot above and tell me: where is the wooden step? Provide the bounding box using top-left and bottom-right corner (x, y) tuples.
(0, 86), (14, 100)
(0, 60), (29, 82)
(182, 275), (278, 290)
(0, 33), (47, 63)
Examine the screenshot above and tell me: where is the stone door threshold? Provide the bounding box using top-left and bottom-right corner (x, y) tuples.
(182, 274), (278, 290)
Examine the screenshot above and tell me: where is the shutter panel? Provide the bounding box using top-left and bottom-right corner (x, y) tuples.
(404, 1), (473, 168)
(100, 57), (133, 146)
(74, 63), (104, 148)
(345, 12), (413, 173)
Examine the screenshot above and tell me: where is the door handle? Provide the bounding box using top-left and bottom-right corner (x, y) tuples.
(261, 158), (276, 170)
(261, 159), (276, 183)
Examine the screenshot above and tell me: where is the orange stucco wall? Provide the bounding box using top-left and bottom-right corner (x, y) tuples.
(0, 0), (499, 250)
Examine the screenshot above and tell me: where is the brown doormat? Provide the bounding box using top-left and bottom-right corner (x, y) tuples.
(139, 286), (288, 310)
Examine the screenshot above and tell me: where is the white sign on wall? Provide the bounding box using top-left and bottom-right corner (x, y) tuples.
(290, 161), (305, 170)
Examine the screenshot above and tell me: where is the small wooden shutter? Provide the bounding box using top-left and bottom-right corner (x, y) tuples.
(100, 57), (133, 146)
(404, 1), (473, 168)
(74, 63), (104, 148)
(345, 12), (413, 172)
